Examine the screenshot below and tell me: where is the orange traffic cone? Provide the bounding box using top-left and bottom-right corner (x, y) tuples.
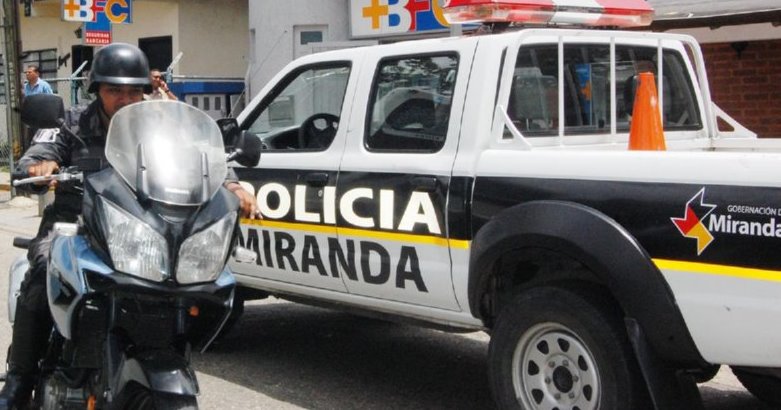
(628, 72), (666, 151)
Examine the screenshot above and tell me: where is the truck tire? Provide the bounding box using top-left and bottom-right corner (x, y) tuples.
(692, 365), (720, 384)
(488, 286), (649, 410)
(733, 368), (781, 406)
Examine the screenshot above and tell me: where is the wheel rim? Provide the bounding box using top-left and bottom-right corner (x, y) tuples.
(512, 322), (600, 410)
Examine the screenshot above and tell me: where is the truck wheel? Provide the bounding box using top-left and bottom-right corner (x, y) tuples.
(692, 364), (720, 384)
(733, 368), (781, 406)
(488, 286), (648, 410)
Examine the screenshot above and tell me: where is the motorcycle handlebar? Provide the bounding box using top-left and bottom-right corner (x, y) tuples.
(12, 168), (83, 187)
(10, 169), (29, 180)
(12, 237), (31, 250)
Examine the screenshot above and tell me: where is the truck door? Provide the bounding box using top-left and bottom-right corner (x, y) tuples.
(230, 56), (359, 293)
(335, 39), (477, 310)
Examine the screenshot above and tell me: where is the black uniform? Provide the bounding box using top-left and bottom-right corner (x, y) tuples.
(16, 99), (107, 313)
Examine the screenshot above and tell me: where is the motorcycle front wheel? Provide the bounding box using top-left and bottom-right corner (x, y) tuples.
(114, 382), (197, 410)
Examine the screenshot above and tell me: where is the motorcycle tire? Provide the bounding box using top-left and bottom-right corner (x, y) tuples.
(115, 382), (197, 410)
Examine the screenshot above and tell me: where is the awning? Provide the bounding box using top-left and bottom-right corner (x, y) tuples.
(647, 0), (781, 29)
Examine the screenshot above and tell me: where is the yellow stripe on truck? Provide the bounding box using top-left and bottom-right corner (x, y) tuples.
(241, 219), (471, 249)
(654, 258), (781, 283)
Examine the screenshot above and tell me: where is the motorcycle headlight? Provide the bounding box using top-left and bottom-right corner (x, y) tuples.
(101, 198), (169, 282)
(176, 211), (237, 284)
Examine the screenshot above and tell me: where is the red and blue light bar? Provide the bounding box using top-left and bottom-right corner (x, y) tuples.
(442, 0), (654, 27)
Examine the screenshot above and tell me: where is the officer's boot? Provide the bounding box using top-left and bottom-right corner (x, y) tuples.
(0, 304), (51, 410)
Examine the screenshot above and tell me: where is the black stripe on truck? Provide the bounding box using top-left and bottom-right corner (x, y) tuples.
(472, 177), (781, 270)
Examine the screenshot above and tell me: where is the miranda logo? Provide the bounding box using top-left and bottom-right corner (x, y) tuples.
(671, 188), (717, 255)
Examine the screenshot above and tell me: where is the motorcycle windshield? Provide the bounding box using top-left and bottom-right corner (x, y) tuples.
(105, 100), (227, 206)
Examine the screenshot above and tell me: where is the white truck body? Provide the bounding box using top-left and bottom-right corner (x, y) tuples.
(228, 27), (781, 408)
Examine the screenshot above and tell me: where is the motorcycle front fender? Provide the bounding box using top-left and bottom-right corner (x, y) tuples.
(114, 349), (199, 397)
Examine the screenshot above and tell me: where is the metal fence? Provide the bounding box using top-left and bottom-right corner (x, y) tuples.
(1, 130), (15, 203)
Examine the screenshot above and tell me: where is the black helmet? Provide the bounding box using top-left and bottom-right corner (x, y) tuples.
(88, 43), (150, 93)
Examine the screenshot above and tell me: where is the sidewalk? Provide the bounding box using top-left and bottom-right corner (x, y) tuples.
(0, 172), (9, 192)
(0, 171), (53, 215)
(0, 195), (40, 238)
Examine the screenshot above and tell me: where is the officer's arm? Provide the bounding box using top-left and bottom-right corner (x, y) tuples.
(224, 169), (259, 219)
(14, 129), (70, 191)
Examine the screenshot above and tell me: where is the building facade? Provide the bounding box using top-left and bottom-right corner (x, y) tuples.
(2, 0), (250, 142)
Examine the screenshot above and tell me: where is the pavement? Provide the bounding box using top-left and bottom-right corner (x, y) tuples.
(0, 194), (40, 236)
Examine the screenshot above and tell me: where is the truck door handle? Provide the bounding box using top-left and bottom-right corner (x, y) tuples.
(304, 172), (329, 187)
(412, 176), (438, 192)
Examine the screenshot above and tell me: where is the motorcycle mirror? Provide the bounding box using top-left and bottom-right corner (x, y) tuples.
(217, 117), (241, 150)
(232, 131), (261, 168)
(21, 94), (66, 128)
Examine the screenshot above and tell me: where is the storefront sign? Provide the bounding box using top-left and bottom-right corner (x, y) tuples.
(62, 0), (133, 24)
(62, 0), (132, 46)
(350, 0), (450, 38)
(85, 11), (112, 45)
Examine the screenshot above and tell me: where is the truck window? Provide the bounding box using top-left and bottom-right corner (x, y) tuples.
(508, 44), (701, 137)
(244, 63), (350, 151)
(365, 54), (458, 153)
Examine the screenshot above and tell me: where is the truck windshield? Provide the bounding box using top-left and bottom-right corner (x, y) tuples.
(507, 44), (702, 137)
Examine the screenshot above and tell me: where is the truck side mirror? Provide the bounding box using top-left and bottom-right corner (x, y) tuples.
(225, 131), (261, 168)
(21, 94), (65, 128)
(233, 131), (261, 168)
(217, 117), (241, 150)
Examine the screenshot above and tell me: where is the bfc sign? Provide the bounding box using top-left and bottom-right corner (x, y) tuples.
(62, 0), (133, 24)
(62, 0), (132, 46)
(350, 0), (450, 38)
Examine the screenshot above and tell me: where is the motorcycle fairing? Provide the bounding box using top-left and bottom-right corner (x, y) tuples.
(113, 349), (199, 397)
(81, 167), (241, 284)
(47, 234), (112, 339)
(47, 231), (236, 349)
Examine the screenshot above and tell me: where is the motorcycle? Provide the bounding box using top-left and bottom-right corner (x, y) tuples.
(5, 94), (260, 409)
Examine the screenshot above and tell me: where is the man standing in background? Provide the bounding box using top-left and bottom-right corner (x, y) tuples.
(22, 65), (53, 96)
(22, 65), (54, 152)
(147, 68), (178, 100)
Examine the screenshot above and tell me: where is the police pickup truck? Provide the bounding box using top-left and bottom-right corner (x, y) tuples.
(223, 1), (781, 408)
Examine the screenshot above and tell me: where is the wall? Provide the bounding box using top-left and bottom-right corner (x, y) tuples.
(178, 0), (248, 77)
(665, 24), (781, 138)
(670, 23), (781, 44)
(19, 1), (84, 105)
(699, 39), (781, 138)
(247, 0), (349, 98)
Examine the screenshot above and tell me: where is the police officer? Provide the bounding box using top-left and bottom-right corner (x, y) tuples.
(0, 43), (257, 409)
